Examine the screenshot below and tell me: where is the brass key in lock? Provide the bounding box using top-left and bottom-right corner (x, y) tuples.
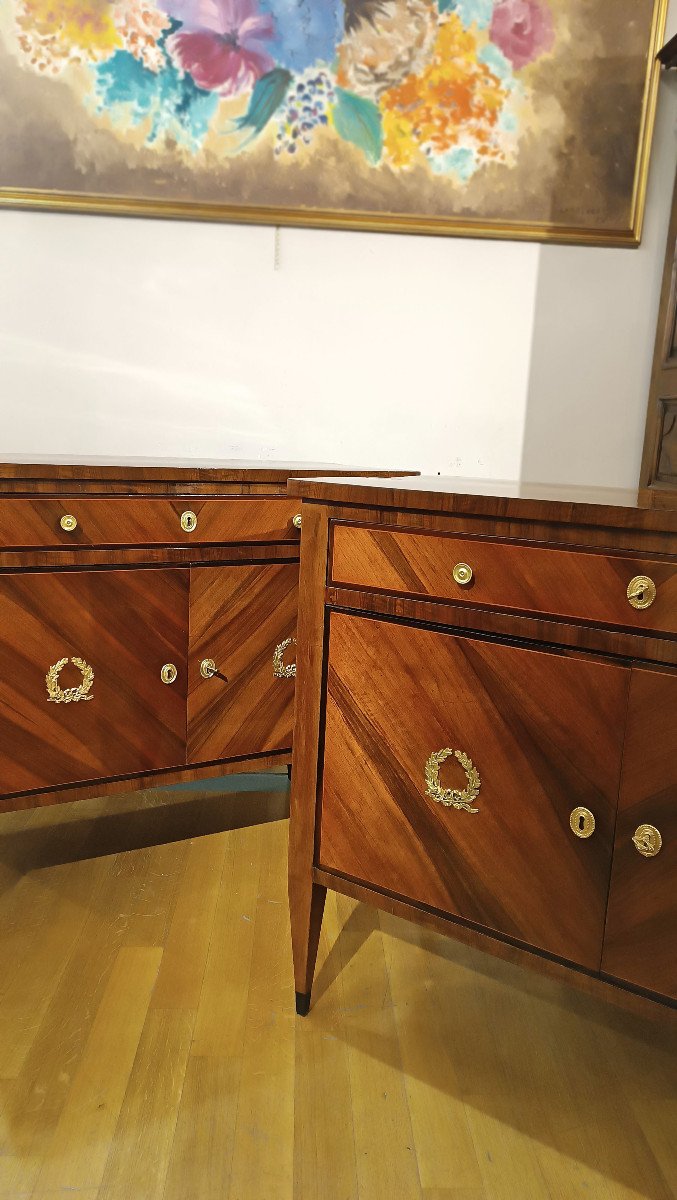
(627, 575), (656, 610)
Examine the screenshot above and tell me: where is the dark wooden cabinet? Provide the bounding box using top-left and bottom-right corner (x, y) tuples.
(640, 165), (677, 507)
(0, 461), (414, 814)
(288, 476), (677, 1016)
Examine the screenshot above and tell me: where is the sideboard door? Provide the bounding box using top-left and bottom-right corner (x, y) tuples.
(187, 565), (298, 763)
(602, 667), (677, 1001)
(319, 613), (629, 970)
(0, 569), (188, 796)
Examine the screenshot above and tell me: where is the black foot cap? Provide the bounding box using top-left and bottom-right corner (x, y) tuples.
(295, 991), (311, 1016)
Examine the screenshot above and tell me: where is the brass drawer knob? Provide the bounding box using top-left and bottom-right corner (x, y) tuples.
(273, 636), (297, 679)
(452, 562), (473, 587)
(161, 663), (178, 685)
(632, 824), (662, 857)
(200, 657), (218, 679)
(570, 807), (595, 838)
(292, 513), (302, 530)
(424, 748), (480, 813)
(627, 575), (656, 610)
(60, 514), (78, 532)
(180, 510), (198, 533)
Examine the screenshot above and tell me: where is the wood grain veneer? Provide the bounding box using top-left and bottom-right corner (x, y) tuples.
(0, 569), (188, 794)
(319, 612), (626, 970)
(0, 497), (301, 547)
(0, 462), (415, 814)
(602, 667), (677, 1000)
(188, 564), (298, 763)
(331, 525), (677, 635)
(288, 477), (677, 1016)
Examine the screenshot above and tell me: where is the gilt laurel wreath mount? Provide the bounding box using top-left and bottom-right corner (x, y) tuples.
(46, 657), (95, 704)
(424, 748), (481, 814)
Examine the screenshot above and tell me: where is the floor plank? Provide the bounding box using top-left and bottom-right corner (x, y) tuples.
(33, 945), (163, 1194)
(0, 778), (673, 1200)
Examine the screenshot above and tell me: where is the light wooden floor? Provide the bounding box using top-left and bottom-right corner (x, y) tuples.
(0, 777), (675, 1200)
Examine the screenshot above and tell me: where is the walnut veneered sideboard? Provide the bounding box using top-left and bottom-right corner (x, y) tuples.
(287, 476), (677, 1016)
(0, 460), (414, 815)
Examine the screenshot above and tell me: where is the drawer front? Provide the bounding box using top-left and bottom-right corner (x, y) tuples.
(320, 612), (627, 970)
(602, 667), (677, 1001)
(187, 564), (298, 763)
(0, 569), (188, 795)
(331, 524), (677, 635)
(0, 497), (301, 548)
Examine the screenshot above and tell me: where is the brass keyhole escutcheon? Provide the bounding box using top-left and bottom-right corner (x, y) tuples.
(180, 510), (198, 533)
(570, 807), (595, 839)
(632, 824), (662, 858)
(60, 514), (78, 532)
(627, 575), (656, 610)
(452, 562), (473, 587)
(292, 513), (302, 530)
(161, 663), (178, 685)
(200, 658), (217, 679)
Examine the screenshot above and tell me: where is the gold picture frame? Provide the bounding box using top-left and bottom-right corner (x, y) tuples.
(0, 0), (668, 245)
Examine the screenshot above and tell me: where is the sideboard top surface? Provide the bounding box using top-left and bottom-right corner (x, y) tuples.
(288, 475), (677, 533)
(0, 459), (417, 485)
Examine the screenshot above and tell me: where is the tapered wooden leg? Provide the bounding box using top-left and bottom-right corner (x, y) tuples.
(290, 878), (326, 1015)
(287, 502), (331, 1016)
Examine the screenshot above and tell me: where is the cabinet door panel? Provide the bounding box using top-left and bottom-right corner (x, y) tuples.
(320, 613), (628, 970)
(188, 565), (298, 763)
(602, 668), (677, 1000)
(0, 569), (188, 795)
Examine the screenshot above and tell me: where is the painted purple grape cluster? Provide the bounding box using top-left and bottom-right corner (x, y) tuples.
(275, 69), (335, 156)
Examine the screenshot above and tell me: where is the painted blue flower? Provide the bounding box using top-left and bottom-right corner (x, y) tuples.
(259, 0), (342, 72)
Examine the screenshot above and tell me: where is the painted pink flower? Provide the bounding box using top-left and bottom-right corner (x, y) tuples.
(489, 0), (554, 69)
(161, 0), (275, 95)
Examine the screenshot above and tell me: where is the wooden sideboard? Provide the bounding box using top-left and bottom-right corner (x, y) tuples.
(287, 476), (677, 1016)
(0, 460), (413, 815)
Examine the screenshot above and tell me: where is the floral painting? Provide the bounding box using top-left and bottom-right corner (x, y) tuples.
(0, 0), (666, 242)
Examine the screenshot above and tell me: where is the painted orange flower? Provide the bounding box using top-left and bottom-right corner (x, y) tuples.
(380, 12), (514, 173)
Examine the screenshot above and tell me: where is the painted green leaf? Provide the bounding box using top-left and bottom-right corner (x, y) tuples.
(332, 87), (383, 165)
(438, 0), (455, 10)
(234, 68), (292, 135)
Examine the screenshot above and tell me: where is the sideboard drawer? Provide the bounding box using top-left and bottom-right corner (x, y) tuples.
(331, 525), (677, 635)
(319, 611), (627, 969)
(0, 569), (188, 795)
(0, 497), (301, 548)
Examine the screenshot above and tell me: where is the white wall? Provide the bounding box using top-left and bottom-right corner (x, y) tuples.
(0, 216), (539, 477)
(0, 7), (675, 486)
